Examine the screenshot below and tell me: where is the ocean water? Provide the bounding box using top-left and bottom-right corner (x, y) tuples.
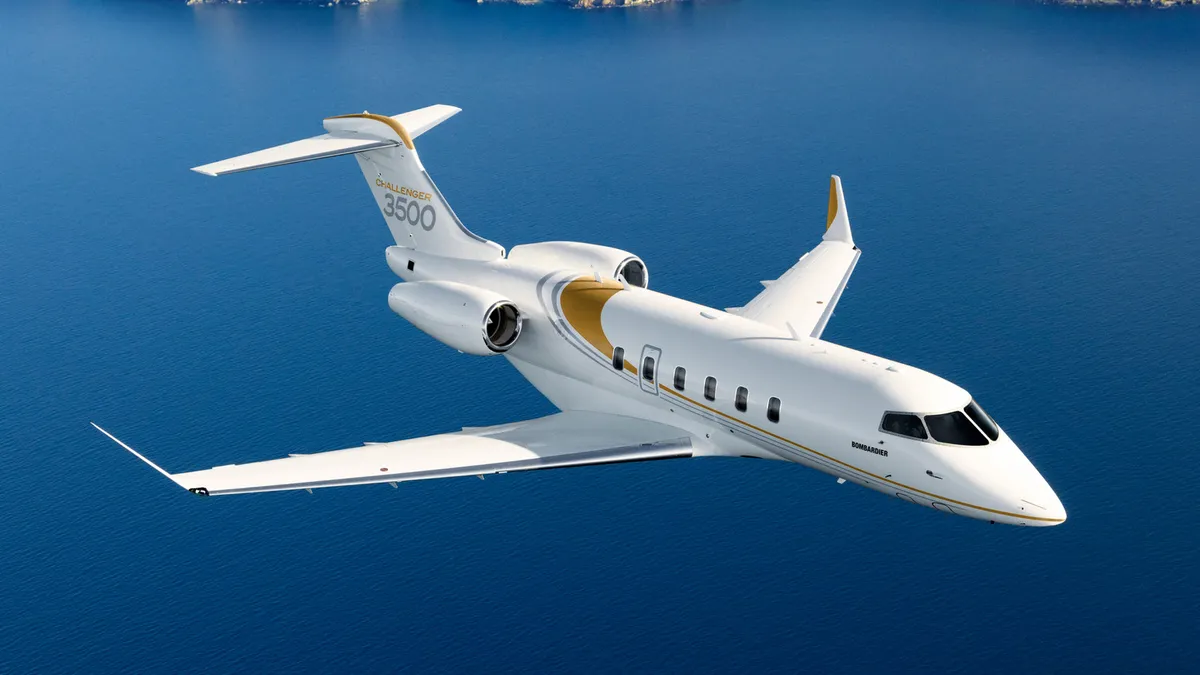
(2, 0), (1199, 672)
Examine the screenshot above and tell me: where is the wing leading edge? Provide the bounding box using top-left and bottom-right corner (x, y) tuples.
(737, 176), (861, 339)
(93, 412), (693, 496)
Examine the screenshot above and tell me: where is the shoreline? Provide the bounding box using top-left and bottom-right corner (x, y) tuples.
(182, 0), (1200, 9)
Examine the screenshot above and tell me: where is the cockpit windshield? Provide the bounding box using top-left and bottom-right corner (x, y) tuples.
(924, 411), (988, 446)
(881, 413), (928, 440)
(880, 401), (1000, 447)
(964, 400), (1000, 441)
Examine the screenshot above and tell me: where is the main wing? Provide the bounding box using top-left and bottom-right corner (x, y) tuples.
(93, 412), (693, 496)
(733, 176), (861, 339)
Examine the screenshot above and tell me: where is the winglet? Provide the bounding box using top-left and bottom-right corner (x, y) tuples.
(823, 175), (855, 246)
(91, 422), (188, 490)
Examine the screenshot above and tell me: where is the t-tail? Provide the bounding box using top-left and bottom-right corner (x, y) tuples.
(192, 105), (504, 261)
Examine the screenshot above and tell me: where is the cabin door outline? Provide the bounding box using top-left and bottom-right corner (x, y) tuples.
(639, 344), (662, 395)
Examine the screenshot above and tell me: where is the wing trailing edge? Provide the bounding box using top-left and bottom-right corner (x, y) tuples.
(93, 412), (694, 497)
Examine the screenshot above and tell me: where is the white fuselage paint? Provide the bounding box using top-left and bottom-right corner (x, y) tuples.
(392, 247), (1067, 527)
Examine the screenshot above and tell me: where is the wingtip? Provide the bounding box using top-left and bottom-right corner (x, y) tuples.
(91, 421), (183, 487)
(190, 166), (219, 177)
(822, 175), (854, 246)
(826, 175), (843, 229)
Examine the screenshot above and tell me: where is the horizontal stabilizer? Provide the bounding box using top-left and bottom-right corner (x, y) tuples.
(391, 104), (462, 140)
(192, 136), (396, 176)
(191, 104), (462, 177)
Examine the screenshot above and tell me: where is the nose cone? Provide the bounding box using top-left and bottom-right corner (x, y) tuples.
(1001, 438), (1066, 526)
(934, 436), (1066, 526)
(1021, 473), (1067, 526)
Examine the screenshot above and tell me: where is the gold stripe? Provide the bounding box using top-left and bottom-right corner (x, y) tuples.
(826, 176), (838, 230)
(559, 275), (638, 375)
(325, 112), (415, 150)
(660, 384), (1064, 523)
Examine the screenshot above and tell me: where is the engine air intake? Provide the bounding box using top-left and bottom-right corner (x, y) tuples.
(484, 302), (522, 353)
(617, 258), (648, 289)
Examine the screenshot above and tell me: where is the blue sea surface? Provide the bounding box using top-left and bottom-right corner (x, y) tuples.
(2, 0), (1199, 671)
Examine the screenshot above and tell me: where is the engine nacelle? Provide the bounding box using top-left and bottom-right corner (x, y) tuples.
(506, 241), (648, 289)
(388, 281), (523, 356)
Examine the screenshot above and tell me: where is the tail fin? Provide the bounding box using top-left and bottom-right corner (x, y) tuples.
(192, 105), (504, 261)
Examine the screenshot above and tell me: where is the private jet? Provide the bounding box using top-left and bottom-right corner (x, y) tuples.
(94, 105), (1066, 526)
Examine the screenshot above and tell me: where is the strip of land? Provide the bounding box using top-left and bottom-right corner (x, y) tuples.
(1053, 0), (1197, 6)
(183, 0), (1199, 8)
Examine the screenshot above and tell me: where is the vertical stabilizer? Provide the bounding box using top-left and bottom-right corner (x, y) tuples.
(324, 111), (504, 261)
(191, 105), (504, 261)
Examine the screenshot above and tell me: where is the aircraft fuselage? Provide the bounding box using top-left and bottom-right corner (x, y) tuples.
(394, 246), (1066, 527)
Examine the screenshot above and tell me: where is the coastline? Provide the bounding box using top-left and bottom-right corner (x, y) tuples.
(1052, 0), (1198, 6)
(181, 0), (1200, 9)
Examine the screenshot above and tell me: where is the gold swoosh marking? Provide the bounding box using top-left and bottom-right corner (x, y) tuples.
(559, 275), (637, 375)
(826, 176), (838, 230)
(325, 112), (415, 150)
(660, 384), (1064, 523)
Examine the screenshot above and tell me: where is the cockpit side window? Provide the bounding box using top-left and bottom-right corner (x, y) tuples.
(925, 411), (988, 446)
(965, 400), (999, 441)
(881, 413), (927, 440)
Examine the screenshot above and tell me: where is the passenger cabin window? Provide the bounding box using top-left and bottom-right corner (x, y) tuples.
(965, 400), (1000, 441)
(735, 387), (748, 412)
(642, 355), (656, 382)
(674, 367), (686, 390)
(925, 411), (988, 446)
(881, 413), (928, 440)
(612, 347), (624, 370)
(767, 397), (781, 423)
(704, 377), (717, 401)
